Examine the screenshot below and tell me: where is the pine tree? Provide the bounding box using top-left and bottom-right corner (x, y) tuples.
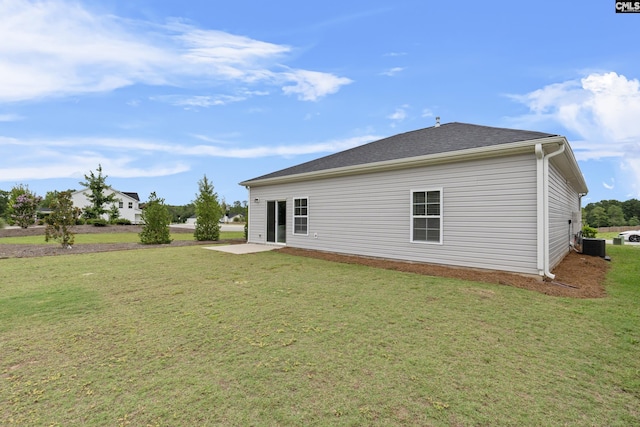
(139, 192), (172, 244)
(193, 175), (221, 241)
(45, 190), (79, 248)
(79, 165), (120, 219)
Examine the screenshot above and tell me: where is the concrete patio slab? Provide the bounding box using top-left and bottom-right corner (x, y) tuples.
(203, 244), (280, 254)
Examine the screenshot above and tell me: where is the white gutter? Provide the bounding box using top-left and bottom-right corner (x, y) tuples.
(536, 140), (566, 280)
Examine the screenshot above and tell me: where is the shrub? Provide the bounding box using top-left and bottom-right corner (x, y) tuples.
(87, 218), (108, 227)
(75, 218), (86, 225)
(0, 217), (5, 229)
(113, 218), (132, 225)
(193, 175), (221, 241)
(582, 225), (597, 238)
(139, 192), (172, 244)
(44, 190), (78, 248)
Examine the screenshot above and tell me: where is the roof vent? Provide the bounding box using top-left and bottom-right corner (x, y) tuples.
(435, 116), (440, 127)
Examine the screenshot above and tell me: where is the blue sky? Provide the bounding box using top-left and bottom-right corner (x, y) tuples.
(1, 1), (638, 205)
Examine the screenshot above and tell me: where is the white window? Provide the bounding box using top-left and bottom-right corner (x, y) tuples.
(128, 202), (133, 209)
(411, 189), (442, 244)
(119, 201), (123, 208)
(293, 197), (308, 235)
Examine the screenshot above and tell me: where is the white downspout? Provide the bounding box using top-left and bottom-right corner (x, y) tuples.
(536, 142), (566, 280)
(535, 144), (545, 277)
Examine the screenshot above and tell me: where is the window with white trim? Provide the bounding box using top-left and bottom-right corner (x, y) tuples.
(411, 189), (442, 243)
(293, 197), (308, 235)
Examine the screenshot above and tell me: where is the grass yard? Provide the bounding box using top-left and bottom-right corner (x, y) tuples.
(1, 244), (639, 425)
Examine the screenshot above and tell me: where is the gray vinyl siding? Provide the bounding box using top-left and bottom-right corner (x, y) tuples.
(248, 153), (540, 275)
(548, 161), (581, 269)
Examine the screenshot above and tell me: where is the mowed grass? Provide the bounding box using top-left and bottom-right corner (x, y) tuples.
(1, 244), (639, 426)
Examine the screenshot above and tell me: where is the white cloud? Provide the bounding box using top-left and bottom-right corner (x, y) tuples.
(603, 179), (615, 190)
(387, 105), (409, 126)
(0, 134), (380, 181)
(510, 71), (640, 197)
(0, 113), (23, 122)
(152, 94), (247, 108)
(0, 0), (350, 103)
(510, 72), (640, 150)
(380, 67), (404, 77)
(281, 69), (352, 101)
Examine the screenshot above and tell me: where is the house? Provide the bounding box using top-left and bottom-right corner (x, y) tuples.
(71, 188), (143, 224)
(221, 213), (245, 223)
(239, 122), (588, 279)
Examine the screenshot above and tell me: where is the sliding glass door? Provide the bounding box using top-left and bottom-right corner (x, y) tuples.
(266, 200), (286, 243)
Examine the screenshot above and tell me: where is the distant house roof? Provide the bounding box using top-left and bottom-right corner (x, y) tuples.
(122, 192), (140, 201)
(241, 122), (557, 184)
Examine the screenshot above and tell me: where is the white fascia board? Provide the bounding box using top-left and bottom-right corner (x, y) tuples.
(240, 136), (567, 187)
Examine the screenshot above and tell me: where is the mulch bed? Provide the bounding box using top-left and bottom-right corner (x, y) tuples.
(0, 225), (241, 259)
(279, 247), (610, 299)
(1, 225), (610, 298)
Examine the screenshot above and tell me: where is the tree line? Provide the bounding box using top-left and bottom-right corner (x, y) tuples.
(0, 165), (247, 246)
(583, 199), (640, 228)
(0, 169), (247, 228)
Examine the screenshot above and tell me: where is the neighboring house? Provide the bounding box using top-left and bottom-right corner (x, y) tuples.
(221, 213), (245, 223)
(71, 188), (143, 224)
(239, 122), (588, 279)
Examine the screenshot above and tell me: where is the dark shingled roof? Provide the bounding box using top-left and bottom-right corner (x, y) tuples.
(243, 122), (557, 183)
(122, 192), (140, 201)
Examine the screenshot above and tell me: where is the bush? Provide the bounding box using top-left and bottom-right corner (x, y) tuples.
(75, 218), (86, 225)
(87, 218), (108, 227)
(582, 225), (597, 238)
(139, 192), (172, 244)
(0, 217), (5, 229)
(112, 218), (132, 225)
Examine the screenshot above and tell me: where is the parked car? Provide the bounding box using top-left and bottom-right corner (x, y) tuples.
(618, 230), (640, 242)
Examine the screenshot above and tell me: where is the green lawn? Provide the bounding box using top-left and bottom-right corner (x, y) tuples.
(1, 244), (638, 426)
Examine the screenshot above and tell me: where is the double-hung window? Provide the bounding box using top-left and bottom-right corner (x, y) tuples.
(293, 197), (308, 235)
(411, 189), (442, 243)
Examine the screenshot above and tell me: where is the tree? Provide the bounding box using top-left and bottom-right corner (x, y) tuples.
(108, 204), (121, 223)
(139, 192), (172, 244)
(586, 206), (609, 228)
(40, 190), (60, 209)
(79, 165), (120, 219)
(229, 200), (248, 218)
(167, 204), (195, 223)
(9, 185), (42, 228)
(193, 175), (221, 241)
(607, 205), (627, 226)
(0, 189), (9, 220)
(622, 199), (640, 223)
(45, 190), (79, 248)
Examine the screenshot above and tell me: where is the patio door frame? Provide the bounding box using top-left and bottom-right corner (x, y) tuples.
(266, 200), (287, 244)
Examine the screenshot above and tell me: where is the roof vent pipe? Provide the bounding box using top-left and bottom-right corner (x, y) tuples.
(435, 116), (440, 127)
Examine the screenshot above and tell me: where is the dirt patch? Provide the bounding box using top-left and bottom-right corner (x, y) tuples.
(1, 225), (609, 298)
(279, 247), (610, 299)
(0, 225), (241, 258)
